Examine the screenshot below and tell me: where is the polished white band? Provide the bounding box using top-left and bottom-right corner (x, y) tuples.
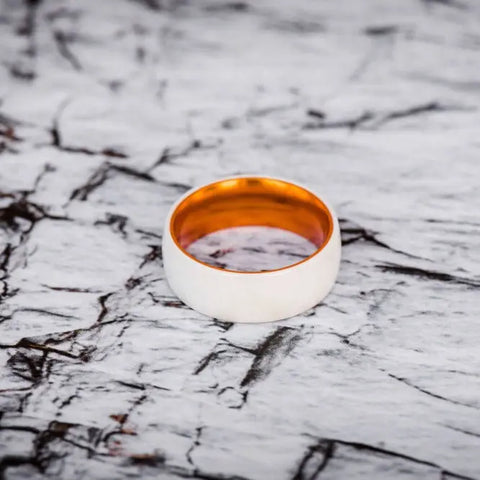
(162, 177), (341, 323)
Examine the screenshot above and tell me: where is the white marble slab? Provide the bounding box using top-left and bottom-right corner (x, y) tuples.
(0, 0), (479, 479)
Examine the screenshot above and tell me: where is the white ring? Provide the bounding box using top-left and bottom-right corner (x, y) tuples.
(162, 176), (341, 323)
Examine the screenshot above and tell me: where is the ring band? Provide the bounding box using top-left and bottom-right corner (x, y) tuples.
(162, 176), (341, 323)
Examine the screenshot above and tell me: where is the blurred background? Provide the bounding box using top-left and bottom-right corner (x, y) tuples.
(0, 1), (479, 479)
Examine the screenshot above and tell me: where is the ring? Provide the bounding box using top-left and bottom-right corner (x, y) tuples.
(162, 176), (341, 323)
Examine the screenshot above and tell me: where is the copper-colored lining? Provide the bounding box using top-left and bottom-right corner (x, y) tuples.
(170, 177), (334, 273)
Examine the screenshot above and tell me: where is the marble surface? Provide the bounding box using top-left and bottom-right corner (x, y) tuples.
(187, 226), (318, 272)
(1, 0), (480, 478)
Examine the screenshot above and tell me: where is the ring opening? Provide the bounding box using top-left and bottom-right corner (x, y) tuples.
(170, 177), (333, 271)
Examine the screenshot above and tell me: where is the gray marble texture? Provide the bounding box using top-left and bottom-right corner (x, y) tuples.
(0, 0), (479, 479)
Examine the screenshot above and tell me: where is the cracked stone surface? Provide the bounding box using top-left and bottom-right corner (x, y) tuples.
(1, 0), (480, 479)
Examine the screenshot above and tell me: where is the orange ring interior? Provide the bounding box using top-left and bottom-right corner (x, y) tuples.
(170, 177), (333, 272)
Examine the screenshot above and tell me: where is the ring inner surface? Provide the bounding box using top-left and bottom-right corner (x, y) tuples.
(170, 177), (333, 268)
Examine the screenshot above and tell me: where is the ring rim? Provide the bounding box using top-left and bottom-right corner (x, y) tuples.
(168, 176), (335, 275)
